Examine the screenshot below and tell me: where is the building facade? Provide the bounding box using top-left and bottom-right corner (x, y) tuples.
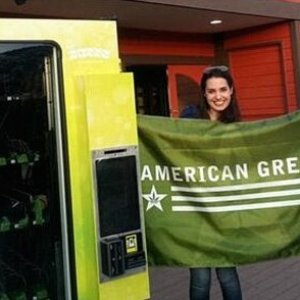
(1, 0), (300, 120)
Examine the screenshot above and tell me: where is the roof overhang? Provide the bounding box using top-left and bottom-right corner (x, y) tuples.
(0, 0), (299, 33)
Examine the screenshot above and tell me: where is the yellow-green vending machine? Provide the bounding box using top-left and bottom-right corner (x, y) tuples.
(0, 19), (150, 300)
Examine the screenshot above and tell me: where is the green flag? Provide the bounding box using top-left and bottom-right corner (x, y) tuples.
(138, 111), (300, 267)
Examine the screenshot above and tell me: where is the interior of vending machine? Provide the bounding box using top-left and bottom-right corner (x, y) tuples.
(0, 43), (67, 300)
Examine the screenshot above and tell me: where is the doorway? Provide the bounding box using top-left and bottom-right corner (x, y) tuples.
(126, 66), (169, 116)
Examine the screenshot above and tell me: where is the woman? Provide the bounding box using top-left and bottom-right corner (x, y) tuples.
(181, 65), (243, 300)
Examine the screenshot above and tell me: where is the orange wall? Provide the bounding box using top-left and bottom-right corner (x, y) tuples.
(168, 65), (207, 117)
(119, 29), (214, 57)
(118, 23), (298, 121)
(224, 22), (297, 120)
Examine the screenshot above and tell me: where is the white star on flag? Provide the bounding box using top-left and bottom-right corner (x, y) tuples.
(142, 185), (167, 211)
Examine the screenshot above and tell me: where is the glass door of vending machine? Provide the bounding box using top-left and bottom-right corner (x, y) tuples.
(0, 43), (72, 299)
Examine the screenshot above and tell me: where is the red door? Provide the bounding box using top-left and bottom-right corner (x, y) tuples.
(229, 44), (288, 120)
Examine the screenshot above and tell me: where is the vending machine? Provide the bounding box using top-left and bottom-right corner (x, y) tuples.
(0, 19), (150, 300)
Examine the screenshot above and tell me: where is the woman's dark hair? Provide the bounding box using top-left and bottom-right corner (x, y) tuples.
(199, 66), (240, 123)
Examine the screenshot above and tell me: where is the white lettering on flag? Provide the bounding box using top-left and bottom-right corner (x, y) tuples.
(171, 178), (300, 212)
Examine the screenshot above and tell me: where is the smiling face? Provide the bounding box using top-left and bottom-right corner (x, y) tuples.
(204, 77), (233, 121)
